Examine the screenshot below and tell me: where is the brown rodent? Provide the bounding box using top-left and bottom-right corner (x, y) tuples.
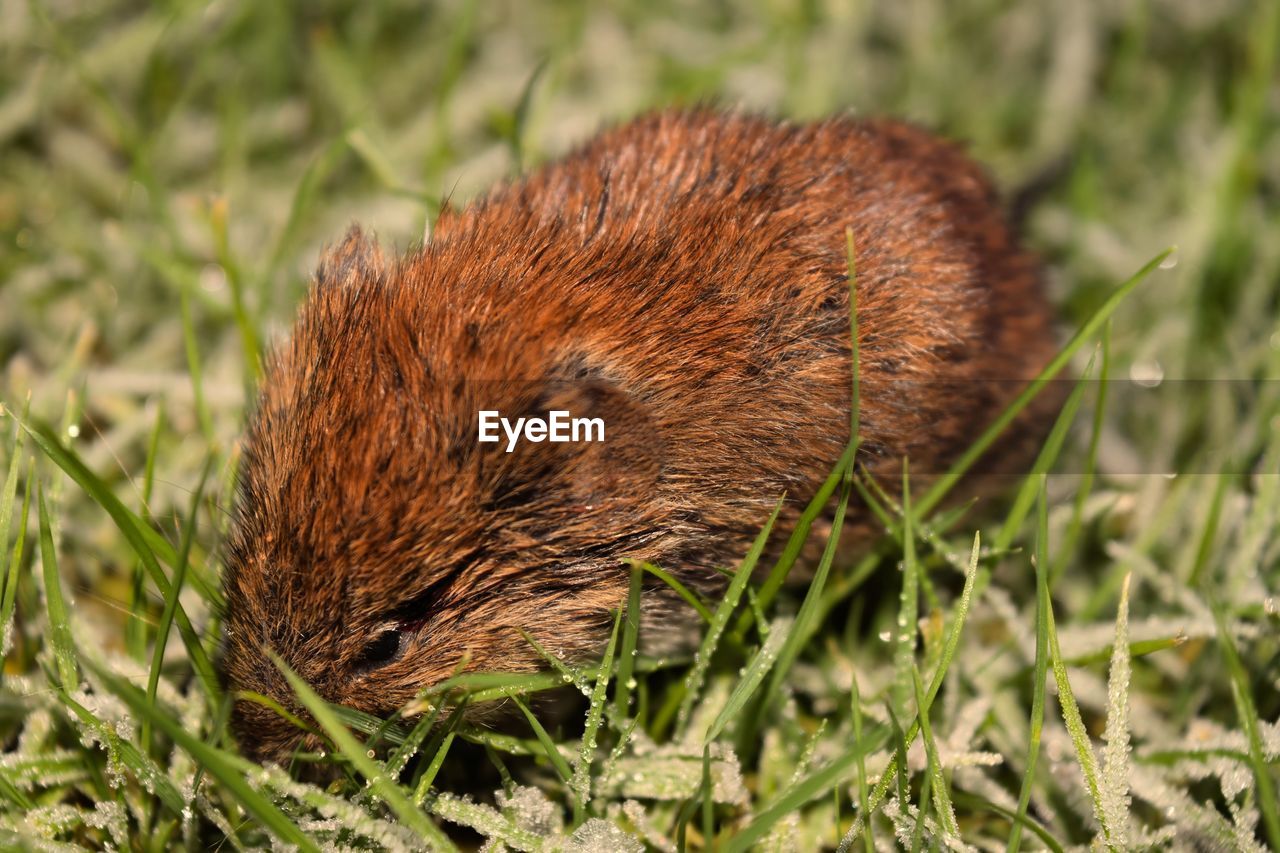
(220, 109), (1059, 762)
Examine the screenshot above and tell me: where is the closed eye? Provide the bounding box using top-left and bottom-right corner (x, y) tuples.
(352, 580), (454, 674)
(353, 630), (404, 673)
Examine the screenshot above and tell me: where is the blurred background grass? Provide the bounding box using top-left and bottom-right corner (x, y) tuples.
(1, 0), (1278, 849)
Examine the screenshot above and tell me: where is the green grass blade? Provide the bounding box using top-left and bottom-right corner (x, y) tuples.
(918, 249), (1173, 518)
(1, 397), (33, 671)
(994, 348), (1096, 553)
(1100, 572), (1133, 847)
(271, 652), (457, 851)
(633, 560), (713, 624)
(432, 669), (568, 705)
(0, 765), (34, 811)
(56, 687), (186, 816)
(574, 606), (621, 821)
(177, 253), (215, 443)
(235, 690), (321, 741)
(729, 724), (890, 852)
(1212, 604), (1280, 849)
(0, 458), (32, 678)
(700, 746), (715, 847)
(758, 465), (854, 713)
(0, 400), (27, 609)
(953, 792), (1065, 853)
(614, 561), (644, 717)
(1048, 602), (1113, 847)
(413, 726), (460, 805)
(1187, 468), (1231, 588)
(926, 532), (980, 708)
(1053, 322), (1111, 581)
(1008, 478), (1051, 853)
(839, 534), (981, 850)
(21, 418), (221, 699)
(413, 700), (470, 799)
(849, 672), (874, 852)
(509, 57), (549, 172)
(20, 418), (182, 570)
(126, 399), (165, 661)
(385, 702), (444, 778)
(912, 665), (958, 837)
(675, 496), (783, 735)
(511, 694), (576, 788)
(210, 197), (263, 388)
(86, 660), (317, 851)
(891, 459), (918, 721)
(1062, 635), (1185, 668)
(731, 438), (858, 643)
(143, 456), (212, 756)
(909, 762), (932, 853)
(884, 702), (911, 809)
(705, 612), (791, 744)
(263, 137), (349, 311)
(37, 481), (77, 690)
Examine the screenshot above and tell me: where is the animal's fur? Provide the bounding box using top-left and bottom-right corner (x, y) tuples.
(221, 109), (1059, 762)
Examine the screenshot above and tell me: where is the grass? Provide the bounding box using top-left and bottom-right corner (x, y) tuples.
(2, 0), (1279, 849)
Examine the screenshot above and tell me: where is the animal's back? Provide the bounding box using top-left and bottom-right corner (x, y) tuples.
(424, 108), (1053, 526)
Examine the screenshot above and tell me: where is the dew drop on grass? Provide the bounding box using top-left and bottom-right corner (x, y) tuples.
(1129, 359), (1164, 387)
(567, 817), (644, 852)
(497, 785), (563, 836)
(200, 263), (227, 293)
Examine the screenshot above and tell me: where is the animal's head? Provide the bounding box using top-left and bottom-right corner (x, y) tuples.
(219, 229), (667, 762)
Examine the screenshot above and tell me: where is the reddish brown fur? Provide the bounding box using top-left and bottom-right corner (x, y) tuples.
(221, 109), (1059, 762)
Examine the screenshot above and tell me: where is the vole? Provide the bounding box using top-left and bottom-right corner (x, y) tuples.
(220, 109), (1059, 762)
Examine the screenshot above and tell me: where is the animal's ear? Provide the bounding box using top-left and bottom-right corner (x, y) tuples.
(481, 374), (665, 515)
(316, 226), (387, 289)
(540, 377), (664, 507)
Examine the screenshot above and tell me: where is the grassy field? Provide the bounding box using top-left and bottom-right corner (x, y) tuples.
(2, 0), (1278, 849)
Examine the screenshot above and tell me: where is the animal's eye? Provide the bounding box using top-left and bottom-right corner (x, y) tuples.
(354, 630), (403, 672)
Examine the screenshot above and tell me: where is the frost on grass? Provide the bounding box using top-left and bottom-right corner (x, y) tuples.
(594, 742), (748, 805)
(612, 800), (676, 853)
(881, 796), (976, 853)
(1099, 573), (1133, 848)
(431, 790), (643, 852)
(84, 800), (127, 850)
(252, 764), (423, 851)
(496, 784), (564, 837)
(562, 818), (644, 853)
